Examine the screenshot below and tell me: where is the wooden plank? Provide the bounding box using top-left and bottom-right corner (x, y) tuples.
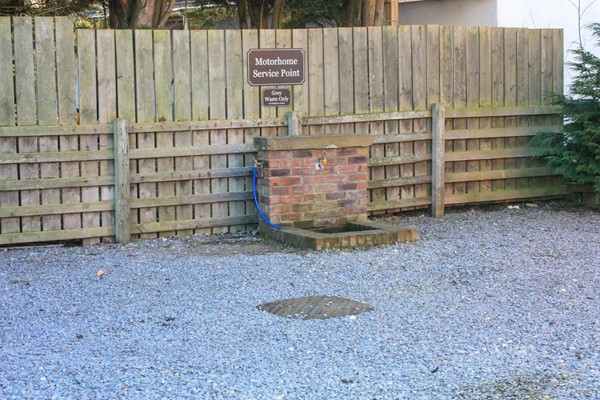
(452, 25), (468, 196)
(173, 29), (193, 236)
(241, 29), (260, 232)
(445, 105), (559, 118)
(368, 26), (386, 212)
(14, 17), (41, 234)
(446, 167), (558, 183)
(383, 26), (400, 207)
(398, 25), (414, 205)
(368, 197), (431, 212)
(115, 29), (137, 238)
(446, 125), (561, 140)
(323, 28), (340, 134)
(275, 29), (294, 131)
(154, 30), (176, 237)
(426, 25), (441, 208)
(478, 26), (493, 194)
(208, 29), (228, 234)
(354, 28), (369, 134)
(465, 26), (481, 196)
(446, 186), (566, 205)
(369, 175), (432, 189)
(133, 215), (257, 236)
(134, 29), (157, 239)
(0, 201), (113, 218)
(369, 153), (432, 167)
(97, 29), (117, 241)
(292, 29), (309, 133)
(0, 226), (113, 246)
(132, 191), (253, 209)
(514, 28), (530, 191)
(307, 28), (324, 134)
(411, 25), (428, 200)
(338, 28), (355, 134)
(525, 29), (542, 189)
(225, 29), (246, 233)
(113, 119), (130, 243)
(440, 26), (454, 201)
(303, 110), (431, 125)
(0, 150), (112, 164)
(35, 18), (61, 233)
(259, 30), (278, 137)
(431, 103), (445, 217)
(445, 147), (538, 162)
(55, 17), (80, 231)
(0, 176), (114, 191)
(0, 17), (20, 234)
(491, 27), (506, 192)
(373, 133), (431, 144)
(77, 29), (101, 244)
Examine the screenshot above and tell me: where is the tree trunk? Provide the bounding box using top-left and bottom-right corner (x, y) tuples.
(108, 0), (175, 29)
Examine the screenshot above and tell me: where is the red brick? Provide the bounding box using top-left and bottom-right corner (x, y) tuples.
(267, 151), (292, 160)
(322, 175), (346, 183)
(346, 190), (368, 199)
(339, 199), (358, 208)
(347, 173), (369, 181)
(292, 150), (313, 158)
(337, 164), (362, 173)
(266, 204), (292, 213)
(356, 181), (369, 189)
(280, 159), (304, 167)
(338, 182), (357, 191)
(266, 168), (291, 177)
(337, 147), (361, 156)
(292, 185), (313, 194)
(292, 167), (317, 176)
(269, 195), (302, 205)
(302, 193), (325, 202)
(326, 192), (346, 200)
(349, 156), (368, 164)
(312, 183), (339, 193)
(267, 186), (291, 196)
(268, 176), (302, 186)
(292, 203), (316, 213)
(279, 212), (304, 222)
(303, 175), (325, 185)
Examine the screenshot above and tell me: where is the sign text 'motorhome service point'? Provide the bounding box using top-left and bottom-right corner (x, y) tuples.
(247, 48), (305, 86)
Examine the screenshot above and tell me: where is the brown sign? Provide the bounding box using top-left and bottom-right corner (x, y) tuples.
(262, 88), (291, 106)
(248, 48), (304, 86)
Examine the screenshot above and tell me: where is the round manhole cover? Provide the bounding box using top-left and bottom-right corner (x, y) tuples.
(257, 295), (373, 320)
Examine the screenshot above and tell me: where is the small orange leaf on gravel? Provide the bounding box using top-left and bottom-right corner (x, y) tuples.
(97, 269), (105, 279)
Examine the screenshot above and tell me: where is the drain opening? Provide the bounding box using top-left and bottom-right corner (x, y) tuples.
(257, 295), (373, 320)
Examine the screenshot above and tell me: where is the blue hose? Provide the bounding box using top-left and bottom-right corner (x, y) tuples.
(253, 167), (282, 230)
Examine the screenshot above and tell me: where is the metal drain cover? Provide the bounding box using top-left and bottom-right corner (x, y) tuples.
(257, 295), (373, 320)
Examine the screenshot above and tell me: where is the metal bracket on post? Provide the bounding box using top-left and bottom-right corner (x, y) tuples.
(286, 111), (302, 136)
(431, 103), (446, 218)
(113, 118), (131, 243)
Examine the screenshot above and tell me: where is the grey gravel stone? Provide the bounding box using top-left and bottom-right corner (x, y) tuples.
(0, 203), (598, 399)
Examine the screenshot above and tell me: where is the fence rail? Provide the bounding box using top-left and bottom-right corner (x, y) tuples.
(0, 17), (566, 245)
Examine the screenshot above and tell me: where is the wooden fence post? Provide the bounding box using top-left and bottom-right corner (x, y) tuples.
(113, 118), (131, 243)
(431, 103), (445, 217)
(287, 111), (302, 136)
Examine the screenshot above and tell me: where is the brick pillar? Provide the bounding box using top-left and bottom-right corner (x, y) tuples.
(254, 135), (373, 229)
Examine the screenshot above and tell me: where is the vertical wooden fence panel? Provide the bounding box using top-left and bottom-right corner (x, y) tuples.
(369, 27), (386, 212)
(115, 29), (137, 239)
(0, 18), (19, 235)
(412, 25), (428, 200)
(135, 29), (158, 240)
(13, 17), (41, 235)
(56, 18), (81, 231)
(78, 29), (101, 244)
(337, 28), (355, 134)
(97, 30), (117, 241)
(208, 30), (228, 234)
(307, 29), (325, 135)
(242, 29), (260, 225)
(383, 26), (400, 207)
(398, 25), (415, 204)
(154, 30), (176, 237)
(323, 28), (340, 135)
(225, 30), (247, 232)
(35, 18), (61, 232)
(173, 30), (194, 236)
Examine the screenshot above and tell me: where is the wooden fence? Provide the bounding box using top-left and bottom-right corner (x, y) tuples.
(0, 17), (564, 245)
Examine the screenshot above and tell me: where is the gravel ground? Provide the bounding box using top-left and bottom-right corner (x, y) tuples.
(1, 201), (599, 400)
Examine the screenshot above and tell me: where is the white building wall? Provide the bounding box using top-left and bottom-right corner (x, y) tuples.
(398, 0), (498, 26)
